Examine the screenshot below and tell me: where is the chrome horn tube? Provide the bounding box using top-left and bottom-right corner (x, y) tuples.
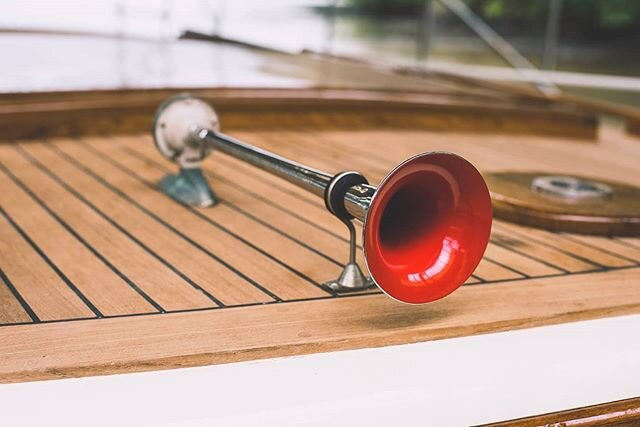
(152, 94), (493, 304)
(196, 128), (377, 224)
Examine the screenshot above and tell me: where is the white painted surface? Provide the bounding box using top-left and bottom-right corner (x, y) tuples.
(1, 314), (639, 426)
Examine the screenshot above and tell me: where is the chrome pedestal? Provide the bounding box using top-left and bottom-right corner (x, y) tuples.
(322, 219), (375, 292)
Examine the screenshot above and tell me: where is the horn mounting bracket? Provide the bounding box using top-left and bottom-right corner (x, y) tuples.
(322, 171), (376, 293)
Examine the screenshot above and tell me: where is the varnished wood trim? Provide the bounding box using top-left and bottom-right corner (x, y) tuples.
(486, 172), (640, 237)
(492, 198), (640, 236)
(481, 397), (640, 426)
(0, 87), (597, 141)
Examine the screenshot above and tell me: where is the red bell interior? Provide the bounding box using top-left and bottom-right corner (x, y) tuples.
(364, 152), (492, 304)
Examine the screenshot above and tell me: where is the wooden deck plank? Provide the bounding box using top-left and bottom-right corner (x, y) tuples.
(0, 269), (32, 325)
(210, 143), (374, 255)
(56, 138), (329, 302)
(118, 136), (360, 267)
(0, 214), (94, 322)
(219, 151), (321, 205)
(237, 131), (358, 179)
(1, 267), (639, 383)
(28, 143), (273, 308)
(0, 153), (156, 317)
(46, 141), (278, 307)
(265, 130), (391, 179)
(111, 137), (347, 279)
(475, 131), (640, 186)
(213, 153), (353, 245)
(306, 129), (640, 187)
(483, 243), (562, 277)
(0, 211), (95, 321)
(564, 234), (640, 263)
(15, 143), (219, 312)
(497, 222), (634, 268)
(490, 227), (597, 273)
(472, 258), (524, 282)
(281, 128), (392, 168)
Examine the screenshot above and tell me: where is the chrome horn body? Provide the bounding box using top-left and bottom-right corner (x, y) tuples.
(152, 94), (493, 304)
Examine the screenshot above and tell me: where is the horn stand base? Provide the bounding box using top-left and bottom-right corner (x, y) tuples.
(159, 168), (218, 207)
(322, 262), (375, 292)
(321, 218), (376, 293)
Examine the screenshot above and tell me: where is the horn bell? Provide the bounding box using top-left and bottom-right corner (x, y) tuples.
(364, 152), (492, 304)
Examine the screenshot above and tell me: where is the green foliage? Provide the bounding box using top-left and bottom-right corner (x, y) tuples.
(467, 0), (640, 29)
(598, 0), (639, 27)
(346, 0), (424, 15)
(347, 0), (640, 34)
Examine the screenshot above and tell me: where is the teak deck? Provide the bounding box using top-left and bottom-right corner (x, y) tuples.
(1, 90), (640, 383)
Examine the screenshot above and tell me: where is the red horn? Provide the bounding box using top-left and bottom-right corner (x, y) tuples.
(364, 152), (493, 304)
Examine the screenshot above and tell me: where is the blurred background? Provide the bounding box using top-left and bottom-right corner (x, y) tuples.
(1, 0), (639, 106)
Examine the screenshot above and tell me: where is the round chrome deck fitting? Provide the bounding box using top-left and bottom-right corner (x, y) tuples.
(532, 175), (613, 201)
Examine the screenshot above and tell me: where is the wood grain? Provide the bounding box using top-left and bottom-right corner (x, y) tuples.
(20, 143), (273, 307)
(0, 270), (31, 324)
(53, 139), (330, 302)
(0, 157), (156, 317)
(497, 222), (634, 268)
(0, 212), (95, 321)
(486, 172), (640, 236)
(0, 88), (597, 141)
(5, 145), (217, 312)
(482, 397), (640, 427)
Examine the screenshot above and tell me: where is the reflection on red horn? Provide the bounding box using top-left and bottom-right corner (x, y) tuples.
(364, 152), (493, 305)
